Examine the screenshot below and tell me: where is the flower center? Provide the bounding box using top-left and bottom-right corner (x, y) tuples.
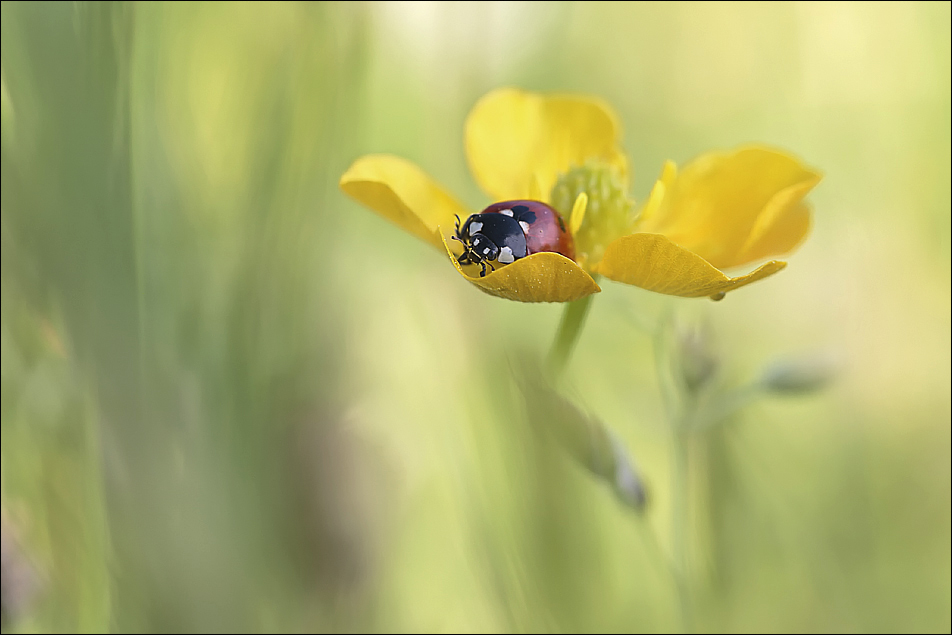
(550, 161), (635, 269)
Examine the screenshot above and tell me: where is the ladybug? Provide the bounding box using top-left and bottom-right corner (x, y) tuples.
(453, 200), (575, 277)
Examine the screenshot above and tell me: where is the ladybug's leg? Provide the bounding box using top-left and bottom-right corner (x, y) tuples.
(479, 261), (487, 277)
(453, 239), (471, 265)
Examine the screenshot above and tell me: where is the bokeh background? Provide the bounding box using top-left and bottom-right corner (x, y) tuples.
(1, 1), (949, 632)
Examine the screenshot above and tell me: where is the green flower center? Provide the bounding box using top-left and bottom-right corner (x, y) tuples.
(550, 161), (635, 269)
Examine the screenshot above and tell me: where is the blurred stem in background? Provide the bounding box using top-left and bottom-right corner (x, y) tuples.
(671, 420), (695, 633)
(2, 2), (370, 630)
(539, 282), (647, 511)
(652, 309), (833, 632)
(654, 313), (698, 633)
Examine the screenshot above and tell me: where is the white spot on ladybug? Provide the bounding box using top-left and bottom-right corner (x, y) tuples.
(498, 246), (515, 264)
(499, 208), (514, 217)
(483, 247), (491, 255)
(519, 221), (530, 234)
(469, 221), (483, 234)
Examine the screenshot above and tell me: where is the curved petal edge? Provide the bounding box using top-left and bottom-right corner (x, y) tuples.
(464, 87), (628, 202)
(340, 154), (470, 250)
(595, 233), (787, 299)
(440, 231), (601, 303)
(636, 146), (822, 270)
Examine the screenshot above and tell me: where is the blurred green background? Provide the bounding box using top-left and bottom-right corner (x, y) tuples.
(1, 1), (949, 632)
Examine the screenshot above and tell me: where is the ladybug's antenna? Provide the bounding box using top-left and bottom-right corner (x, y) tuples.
(452, 215), (478, 267)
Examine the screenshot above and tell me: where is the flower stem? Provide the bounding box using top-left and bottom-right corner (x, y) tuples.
(547, 292), (596, 379)
(671, 423), (694, 633)
(654, 309), (695, 632)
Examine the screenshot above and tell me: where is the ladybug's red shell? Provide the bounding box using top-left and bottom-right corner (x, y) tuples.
(479, 200), (575, 262)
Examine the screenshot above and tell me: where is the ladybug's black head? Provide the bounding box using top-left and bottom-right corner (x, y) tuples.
(453, 214), (499, 276)
(468, 234), (500, 263)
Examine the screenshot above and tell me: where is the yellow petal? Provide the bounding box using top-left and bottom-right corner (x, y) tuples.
(636, 146), (821, 270)
(340, 154), (470, 250)
(736, 196), (813, 266)
(464, 87), (628, 202)
(440, 232), (600, 303)
(595, 233), (786, 299)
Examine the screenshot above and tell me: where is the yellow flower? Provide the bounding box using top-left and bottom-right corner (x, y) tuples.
(340, 88), (821, 302)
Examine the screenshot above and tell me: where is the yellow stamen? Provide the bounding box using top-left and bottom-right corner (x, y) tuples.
(570, 192), (588, 235)
(638, 160), (677, 225)
(639, 181), (666, 224)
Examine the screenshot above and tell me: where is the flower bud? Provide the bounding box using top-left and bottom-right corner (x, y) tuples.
(760, 353), (838, 394)
(517, 367), (647, 511)
(676, 323), (719, 393)
(608, 431), (647, 509)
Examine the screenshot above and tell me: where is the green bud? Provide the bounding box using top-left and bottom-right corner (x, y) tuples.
(760, 354), (837, 394)
(677, 324), (720, 394)
(517, 367), (647, 512)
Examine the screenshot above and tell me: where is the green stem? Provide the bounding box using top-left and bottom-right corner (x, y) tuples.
(546, 291), (596, 379)
(650, 306), (697, 630)
(652, 307), (677, 421)
(671, 423), (694, 633)
(695, 383), (763, 431)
